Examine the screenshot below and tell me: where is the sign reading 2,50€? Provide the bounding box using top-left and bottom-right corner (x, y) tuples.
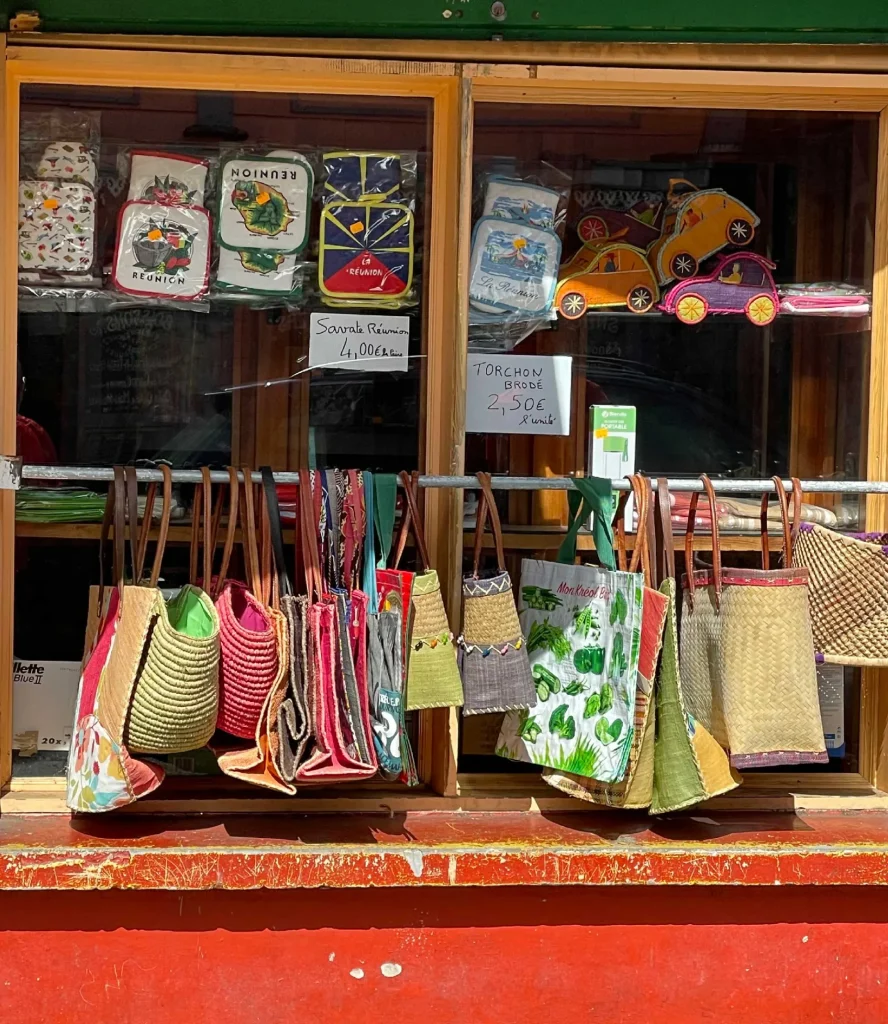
(466, 354), (572, 436)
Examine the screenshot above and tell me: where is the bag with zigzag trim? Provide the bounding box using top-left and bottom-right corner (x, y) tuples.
(459, 472), (536, 715)
(496, 475), (645, 782)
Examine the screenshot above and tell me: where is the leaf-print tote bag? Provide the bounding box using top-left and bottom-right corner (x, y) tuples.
(496, 478), (645, 782)
(544, 474), (668, 807)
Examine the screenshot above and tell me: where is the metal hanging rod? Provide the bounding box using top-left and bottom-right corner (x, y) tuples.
(6, 462), (888, 494)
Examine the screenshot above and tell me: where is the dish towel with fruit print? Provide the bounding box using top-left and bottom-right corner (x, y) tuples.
(496, 557), (644, 782)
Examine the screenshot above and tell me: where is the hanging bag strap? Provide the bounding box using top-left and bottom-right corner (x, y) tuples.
(760, 475), (793, 570)
(112, 466), (127, 591)
(213, 467), (240, 599)
(146, 464), (172, 588)
(684, 474), (722, 611)
(188, 467), (213, 590)
(472, 472), (506, 576)
(260, 467), (294, 602)
(362, 470), (379, 613)
(656, 477), (676, 585)
(556, 476), (616, 570)
(395, 471), (432, 571)
(789, 477), (804, 555)
(239, 466), (265, 601)
(374, 474), (398, 569)
(613, 475), (649, 574)
(97, 473), (118, 611)
(299, 470), (326, 603)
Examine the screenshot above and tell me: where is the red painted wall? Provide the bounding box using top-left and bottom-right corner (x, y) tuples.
(1, 886), (886, 1023)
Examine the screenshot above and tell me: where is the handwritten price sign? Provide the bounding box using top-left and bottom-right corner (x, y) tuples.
(309, 313), (409, 373)
(466, 354), (572, 436)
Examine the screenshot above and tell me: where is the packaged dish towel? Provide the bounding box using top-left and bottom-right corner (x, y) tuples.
(37, 142), (97, 188)
(469, 217), (561, 316)
(18, 180), (95, 272)
(218, 153), (313, 254)
(481, 177), (561, 230)
(113, 200), (211, 301)
(127, 150), (210, 207)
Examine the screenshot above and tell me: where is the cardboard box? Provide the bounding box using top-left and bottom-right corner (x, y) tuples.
(12, 660), (80, 752)
(588, 405), (637, 529)
(816, 664), (846, 759)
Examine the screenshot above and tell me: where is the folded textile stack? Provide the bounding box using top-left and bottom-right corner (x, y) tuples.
(15, 487), (106, 523)
(633, 491), (838, 532)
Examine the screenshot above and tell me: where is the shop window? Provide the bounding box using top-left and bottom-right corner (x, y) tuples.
(461, 102), (876, 781)
(10, 81), (436, 786)
(3, 49), (887, 813)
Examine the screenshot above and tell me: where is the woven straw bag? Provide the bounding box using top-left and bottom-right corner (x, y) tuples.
(544, 475), (668, 808)
(216, 468), (310, 793)
(460, 472), (535, 715)
(791, 478), (888, 666)
(390, 472), (464, 711)
(97, 466), (220, 757)
(214, 467), (280, 739)
(680, 475), (826, 769)
(639, 479), (739, 815)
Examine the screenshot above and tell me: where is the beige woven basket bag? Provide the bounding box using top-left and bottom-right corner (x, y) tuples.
(791, 477), (888, 666)
(99, 465), (220, 756)
(679, 475), (826, 769)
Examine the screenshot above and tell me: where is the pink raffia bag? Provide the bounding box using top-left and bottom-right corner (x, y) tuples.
(214, 467), (280, 739)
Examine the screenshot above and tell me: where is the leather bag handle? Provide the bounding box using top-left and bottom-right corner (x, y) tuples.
(394, 471), (431, 571)
(472, 472), (506, 576)
(685, 474), (722, 611)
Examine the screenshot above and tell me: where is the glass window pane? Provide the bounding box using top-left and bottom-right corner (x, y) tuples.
(13, 84), (433, 779)
(461, 102), (875, 774)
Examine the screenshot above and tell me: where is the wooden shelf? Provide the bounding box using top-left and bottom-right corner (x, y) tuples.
(16, 520), (797, 552)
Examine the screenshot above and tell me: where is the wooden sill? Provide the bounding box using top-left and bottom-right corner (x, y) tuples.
(4, 771), (885, 815)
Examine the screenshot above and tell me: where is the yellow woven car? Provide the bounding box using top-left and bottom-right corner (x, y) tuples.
(554, 242), (659, 319)
(650, 183), (759, 285)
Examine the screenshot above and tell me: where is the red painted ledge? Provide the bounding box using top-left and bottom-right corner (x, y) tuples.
(3, 810), (888, 889)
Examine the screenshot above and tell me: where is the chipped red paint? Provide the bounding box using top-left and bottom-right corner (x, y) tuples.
(2, 885), (888, 1023)
(3, 810), (888, 889)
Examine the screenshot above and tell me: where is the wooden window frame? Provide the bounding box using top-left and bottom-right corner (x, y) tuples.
(3, 36), (888, 813)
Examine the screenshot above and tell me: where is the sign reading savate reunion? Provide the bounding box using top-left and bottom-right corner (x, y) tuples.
(309, 313), (410, 373)
(466, 354), (572, 435)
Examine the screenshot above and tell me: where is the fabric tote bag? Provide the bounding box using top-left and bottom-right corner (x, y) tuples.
(792, 476), (888, 666)
(496, 476), (644, 782)
(460, 473), (535, 715)
(295, 470), (377, 782)
(680, 475), (826, 769)
(544, 474), (668, 808)
(67, 472), (164, 813)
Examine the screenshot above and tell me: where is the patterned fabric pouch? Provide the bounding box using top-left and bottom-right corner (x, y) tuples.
(460, 472), (535, 715)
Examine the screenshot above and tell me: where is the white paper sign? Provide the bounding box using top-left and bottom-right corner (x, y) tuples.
(309, 313), (410, 373)
(13, 660), (80, 750)
(466, 354), (572, 435)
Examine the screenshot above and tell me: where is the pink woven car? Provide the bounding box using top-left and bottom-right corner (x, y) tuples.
(660, 252), (779, 327)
